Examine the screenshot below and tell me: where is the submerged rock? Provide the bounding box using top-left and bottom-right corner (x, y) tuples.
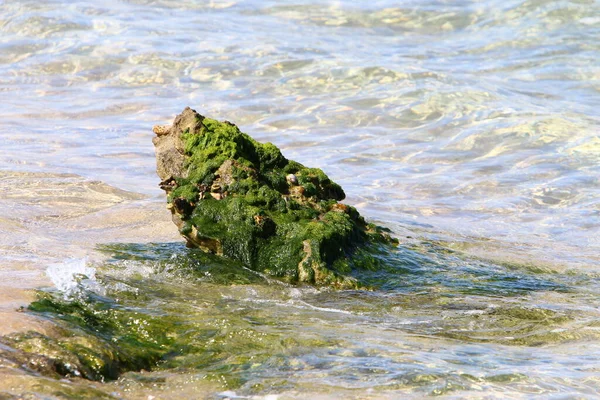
(153, 107), (396, 287)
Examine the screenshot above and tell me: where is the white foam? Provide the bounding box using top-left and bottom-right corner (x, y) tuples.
(216, 391), (279, 400)
(46, 258), (97, 296)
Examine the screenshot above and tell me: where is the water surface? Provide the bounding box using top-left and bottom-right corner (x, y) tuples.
(0, 0), (599, 398)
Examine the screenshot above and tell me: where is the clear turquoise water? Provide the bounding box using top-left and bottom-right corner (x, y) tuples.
(0, 0), (599, 398)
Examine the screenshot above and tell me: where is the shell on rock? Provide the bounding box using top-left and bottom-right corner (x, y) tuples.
(286, 174), (298, 185)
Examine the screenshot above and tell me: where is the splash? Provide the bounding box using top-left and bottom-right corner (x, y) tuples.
(45, 258), (100, 297)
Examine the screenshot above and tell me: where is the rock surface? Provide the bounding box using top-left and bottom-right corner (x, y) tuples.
(153, 107), (396, 287)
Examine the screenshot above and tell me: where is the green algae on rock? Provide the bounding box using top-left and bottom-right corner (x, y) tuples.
(0, 291), (178, 382)
(153, 107), (397, 287)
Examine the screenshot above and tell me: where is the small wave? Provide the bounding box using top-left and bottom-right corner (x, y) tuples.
(235, 295), (353, 316)
(46, 258), (101, 297)
(217, 391), (279, 400)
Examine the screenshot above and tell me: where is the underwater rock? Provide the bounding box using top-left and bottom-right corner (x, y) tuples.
(153, 107), (396, 287)
(0, 291), (177, 381)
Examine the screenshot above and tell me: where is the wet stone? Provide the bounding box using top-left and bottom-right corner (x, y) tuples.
(153, 107), (397, 287)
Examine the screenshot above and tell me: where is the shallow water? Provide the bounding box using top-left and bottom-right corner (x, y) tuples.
(0, 0), (599, 398)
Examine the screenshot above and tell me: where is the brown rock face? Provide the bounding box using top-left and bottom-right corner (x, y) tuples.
(152, 107), (201, 181)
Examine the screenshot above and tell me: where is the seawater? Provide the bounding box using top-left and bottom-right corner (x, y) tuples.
(0, 0), (599, 398)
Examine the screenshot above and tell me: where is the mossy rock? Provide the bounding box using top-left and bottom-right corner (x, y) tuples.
(153, 107), (397, 287)
(0, 291), (176, 381)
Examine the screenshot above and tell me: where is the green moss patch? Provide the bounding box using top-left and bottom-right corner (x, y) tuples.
(1, 291), (179, 381)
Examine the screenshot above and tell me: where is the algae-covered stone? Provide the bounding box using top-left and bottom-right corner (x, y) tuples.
(153, 107), (396, 287)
